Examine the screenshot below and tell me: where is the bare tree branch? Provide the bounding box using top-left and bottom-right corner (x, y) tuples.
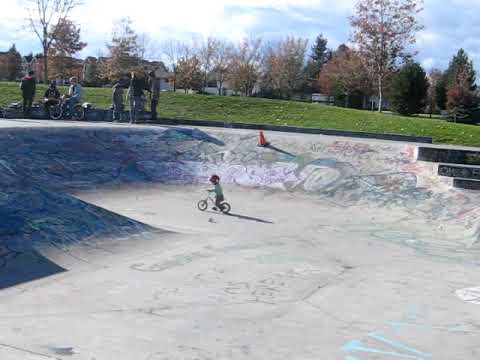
(24, 0), (83, 82)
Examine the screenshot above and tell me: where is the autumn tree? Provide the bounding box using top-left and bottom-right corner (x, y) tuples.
(261, 37), (308, 99)
(447, 68), (478, 122)
(389, 61), (428, 115)
(319, 45), (372, 108)
(176, 50), (203, 93)
(5, 44), (22, 81)
(48, 19), (86, 81)
(446, 73), (476, 122)
(228, 38), (262, 96)
(305, 34), (331, 80)
(49, 19), (86, 56)
(350, 0), (424, 111)
(25, 0), (82, 83)
(104, 18), (142, 80)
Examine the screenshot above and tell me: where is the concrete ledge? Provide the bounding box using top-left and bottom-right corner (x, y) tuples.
(453, 178), (480, 190)
(438, 164), (480, 179)
(418, 147), (480, 165)
(148, 117), (433, 144)
(6, 107), (433, 143)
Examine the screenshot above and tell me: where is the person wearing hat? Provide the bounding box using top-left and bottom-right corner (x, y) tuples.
(43, 80), (60, 117)
(149, 70), (161, 121)
(128, 71), (149, 124)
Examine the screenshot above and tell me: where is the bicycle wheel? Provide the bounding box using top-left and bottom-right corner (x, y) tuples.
(72, 105), (85, 121)
(49, 104), (62, 120)
(197, 200), (208, 211)
(220, 202), (231, 214)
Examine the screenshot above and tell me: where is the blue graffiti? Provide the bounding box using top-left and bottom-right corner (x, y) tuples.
(343, 333), (429, 360)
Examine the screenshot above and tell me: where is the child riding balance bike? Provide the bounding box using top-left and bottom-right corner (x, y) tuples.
(197, 175), (231, 214)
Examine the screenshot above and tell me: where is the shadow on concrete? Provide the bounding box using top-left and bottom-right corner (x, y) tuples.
(264, 144), (296, 158)
(0, 246), (67, 290)
(215, 211), (274, 224)
(0, 185), (156, 290)
(160, 127), (225, 146)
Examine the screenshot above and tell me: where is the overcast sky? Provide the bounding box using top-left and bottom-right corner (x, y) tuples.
(2, 0), (480, 73)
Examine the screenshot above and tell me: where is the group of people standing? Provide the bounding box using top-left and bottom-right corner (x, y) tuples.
(18, 69), (160, 122)
(112, 70), (161, 124)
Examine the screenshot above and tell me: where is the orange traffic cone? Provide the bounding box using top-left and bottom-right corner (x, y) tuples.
(258, 131), (270, 147)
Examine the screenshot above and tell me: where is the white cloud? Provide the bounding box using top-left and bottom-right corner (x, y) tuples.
(417, 31), (439, 47)
(421, 57), (435, 71)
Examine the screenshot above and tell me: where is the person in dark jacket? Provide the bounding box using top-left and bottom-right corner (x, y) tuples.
(149, 70), (161, 121)
(20, 71), (36, 117)
(43, 80), (60, 117)
(128, 72), (150, 124)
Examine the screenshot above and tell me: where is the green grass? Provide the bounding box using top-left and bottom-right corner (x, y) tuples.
(1, 81), (480, 147)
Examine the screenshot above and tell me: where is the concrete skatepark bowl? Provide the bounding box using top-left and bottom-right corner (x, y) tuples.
(0, 119), (480, 359)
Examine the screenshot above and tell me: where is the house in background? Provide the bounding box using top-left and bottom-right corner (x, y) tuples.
(203, 79), (235, 96)
(202, 72), (260, 96)
(311, 93), (334, 105)
(368, 96), (391, 111)
(21, 54), (46, 82)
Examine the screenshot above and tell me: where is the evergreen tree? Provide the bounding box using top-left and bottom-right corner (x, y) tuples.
(6, 44), (22, 81)
(82, 57), (102, 86)
(445, 49), (476, 91)
(443, 49), (478, 120)
(390, 61), (429, 116)
(305, 34), (331, 79)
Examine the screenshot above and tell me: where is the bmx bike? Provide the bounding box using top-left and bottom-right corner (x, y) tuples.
(48, 96), (85, 121)
(197, 191), (231, 214)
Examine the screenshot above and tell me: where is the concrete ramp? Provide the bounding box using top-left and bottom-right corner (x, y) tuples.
(0, 120), (480, 360)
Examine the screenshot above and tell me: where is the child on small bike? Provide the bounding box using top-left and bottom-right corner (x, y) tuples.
(208, 174), (224, 211)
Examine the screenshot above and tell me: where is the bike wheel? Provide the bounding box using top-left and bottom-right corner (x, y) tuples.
(49, 105), (62, 120)
(220, 202), (231, 214)
(197, 200), (208, 211)
(72, 105), (84, 121)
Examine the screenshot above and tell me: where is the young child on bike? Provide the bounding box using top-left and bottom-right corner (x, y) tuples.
(208, 174), (224, 211)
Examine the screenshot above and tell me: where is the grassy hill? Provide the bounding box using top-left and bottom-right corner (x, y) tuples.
(1, 81), (480, 147)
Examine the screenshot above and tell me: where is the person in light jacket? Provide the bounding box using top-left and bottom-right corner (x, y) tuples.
(66, 76), (82, 118)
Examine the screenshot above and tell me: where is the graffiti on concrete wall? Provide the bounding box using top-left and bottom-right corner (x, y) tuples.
(1, 126), (480, 267)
